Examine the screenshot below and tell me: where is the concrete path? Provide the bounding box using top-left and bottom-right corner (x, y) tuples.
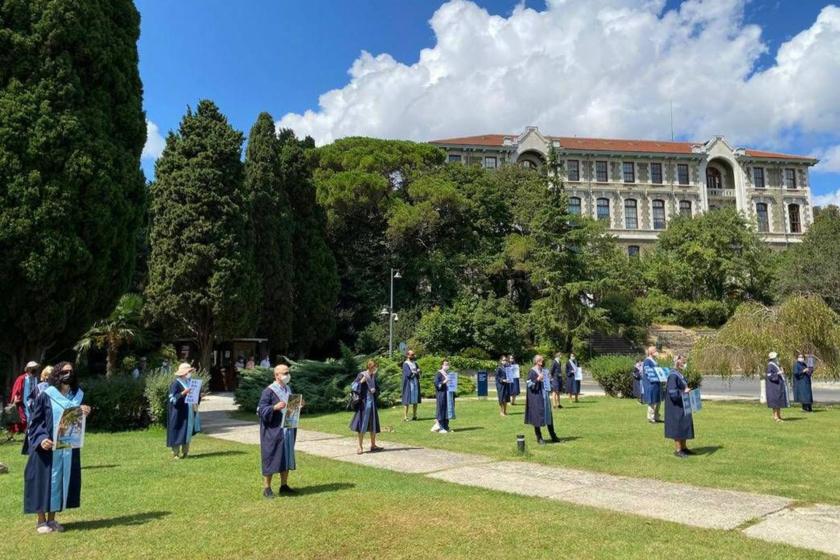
(200, 394), (839, 556)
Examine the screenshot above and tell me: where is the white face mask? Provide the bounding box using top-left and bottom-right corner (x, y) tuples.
(280, 374), (291, 384)
(442, 365), (449, 371)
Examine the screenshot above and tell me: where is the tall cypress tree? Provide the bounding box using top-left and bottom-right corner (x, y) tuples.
(278, 129), (339, 356)
(145, 100), (259, 368)
(0, 0), (146, 376)
(244, 113), (294, 355)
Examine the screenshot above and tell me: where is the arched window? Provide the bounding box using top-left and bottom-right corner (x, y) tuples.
(706, 167), (722, 190)
(756, 203), (769, 232)
(520, 160), (533, 168)
(569, 197), (581, 215)
(596, 198), (610, 222)
(624, 199), (638, 230)
(679, 200), (692, 217)
(788, 204), (802, 233)
(652, 199), (666, 229)
(628, 245), (640, 257)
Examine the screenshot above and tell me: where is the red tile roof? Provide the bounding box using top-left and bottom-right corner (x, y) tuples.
(430, 134), (509, 147)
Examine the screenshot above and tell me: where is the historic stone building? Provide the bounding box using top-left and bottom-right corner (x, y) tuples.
(430, 127), (817, 253)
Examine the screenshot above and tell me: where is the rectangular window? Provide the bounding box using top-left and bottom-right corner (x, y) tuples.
(784, 168), (797, 189)
(628, 245), (640, 257)
(596, 198), (610, 222)
(569, 197), (581, 215)
(756, 203), (769, 232)
(595, 161), (608, 182)
(789, 204), (801, 233)
(567, 160), (580, 181)
(652, 200), (666, 230)
(483, 156), (497, 170)
(677, 164), (689, 185)
(448, 154), (462, 163)
(753, 167), (765, 188)
(623, 162), (635, 183)
(650, 163), (663, 184)
(624, 199), (638, 230)
(679, 200), (692, 217)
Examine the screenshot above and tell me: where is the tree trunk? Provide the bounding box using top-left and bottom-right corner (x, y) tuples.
(196, 329), (213, 372)
(5, 342), (49, 399)
(106, 344), (119, 378)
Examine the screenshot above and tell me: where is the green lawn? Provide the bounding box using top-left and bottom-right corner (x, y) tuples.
(0, 429), (831, 559)
(296, 397), (840, 504)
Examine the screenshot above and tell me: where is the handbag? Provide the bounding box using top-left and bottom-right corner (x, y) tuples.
(347, 389), (363, 412)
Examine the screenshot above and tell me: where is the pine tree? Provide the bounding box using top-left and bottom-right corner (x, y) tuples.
(244, 113), (295, 355)
(145, 101), (259, 368)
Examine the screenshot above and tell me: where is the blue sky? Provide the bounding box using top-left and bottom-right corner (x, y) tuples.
(136, 0), (840, 201)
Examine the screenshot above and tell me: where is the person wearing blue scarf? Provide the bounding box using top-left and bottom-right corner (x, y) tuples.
(665, 356), (694, 458)
(525, 355), (560, 445)
(349, 360), (383, 454)
(167, 362), (200, 458)
(258, 364), (301, 498)
(642, 346), (663, 423)
(23, 362), (89, 534)
(792, 353), (814, 412)
(401, 350), (421, 421)
(765, 352), (789, 422)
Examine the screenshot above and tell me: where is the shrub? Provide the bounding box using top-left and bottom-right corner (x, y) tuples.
(83, 375), (148, 431)
(588, 355), (637, 398)
(144, 368), (210, 426)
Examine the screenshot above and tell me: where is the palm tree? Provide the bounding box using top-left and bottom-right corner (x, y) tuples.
(75, 293), (150, 377)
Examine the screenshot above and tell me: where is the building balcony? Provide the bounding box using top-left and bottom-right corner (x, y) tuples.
(707, 188), (736, 198)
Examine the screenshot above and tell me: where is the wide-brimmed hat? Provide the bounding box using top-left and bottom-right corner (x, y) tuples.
(25, 361), (39, 369)
(175, 362), (195, 377)
(768, 351), (778, 360)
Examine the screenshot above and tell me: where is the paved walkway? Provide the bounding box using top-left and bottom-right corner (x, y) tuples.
(199, 394), (840, 556)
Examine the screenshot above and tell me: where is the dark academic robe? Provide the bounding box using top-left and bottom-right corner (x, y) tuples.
(765, 362), (789, 408)
(24, 392), (82, 514)
(549, 360), (564, 393)
(495, 366), (511, 404)
(524, 368), (552, 427)
(566, 359), (580, 395)
(166, 379), (197, 447)
(664, 370), (695, 440)
(401, 361), (421, 405)
(792, 361), (813, 404)
(258, 386), (286, 476)
(632, 362), (644, 402)
(349, 373), (381, 434)
(434, 371), (450, 430)
(641, 357), (662, 405)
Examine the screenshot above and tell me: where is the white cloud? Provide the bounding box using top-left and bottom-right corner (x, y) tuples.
(277, 0), (840, 155)
(813, 187), (840, 207)
(142, 119), (166, 161)
(814, 144), (840, 173)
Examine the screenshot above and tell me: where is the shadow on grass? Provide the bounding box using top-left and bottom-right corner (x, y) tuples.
(451, 426), (484, 432)
(691, 445), (723, 456)
(186, 450), (248, 459)
(780, 418), (805, 422)
(82, 464), (119, 470)
(288, 482), (355, 496)
(376, 446), (424, 453)
(64, 511), (170, 531)
(557, 436), (582, 443)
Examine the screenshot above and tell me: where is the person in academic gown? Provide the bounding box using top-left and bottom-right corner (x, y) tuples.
(525, 355), (560, 445)
(166, 362), (200, 458)
(792, 353), (814, 412)
(401, 350), (421, 421)
(642, 346), (663, 423)
(566, 352), (580, 402)
(349, 360), (383, 454)
(549, 353), (564, 409)
(432, 360), (452, 434)
(258, 364), (301, 498)
(665, 356), (694, 458)
(766, 352), (789, 422)
(23, 362), (89, 533)
(495, 356), (511, 416)
(509, 355), (521, 405)
(632, 360), (644, 403)
(9, 361), (39, 436)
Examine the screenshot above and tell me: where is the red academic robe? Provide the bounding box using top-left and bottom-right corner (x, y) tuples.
(8, 373), (29, 434)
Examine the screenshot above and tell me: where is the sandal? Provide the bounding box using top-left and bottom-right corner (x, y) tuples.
(370, 445), (384, 452)
(356, 448), (364, 455)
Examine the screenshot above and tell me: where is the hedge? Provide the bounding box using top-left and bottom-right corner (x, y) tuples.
(588, 354), (703, 398)
(144, 368), (210, 427)
(83, 375), (148, 431)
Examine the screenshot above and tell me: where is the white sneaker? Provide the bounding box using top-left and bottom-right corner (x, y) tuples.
(438, 429), (448, 434)
(36, 523), (54, 534)
(430, 424), (440, 432)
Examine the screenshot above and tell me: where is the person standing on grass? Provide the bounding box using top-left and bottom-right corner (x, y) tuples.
(792, 353), (814, 412)
(766, 352), (789, 422)
(566, 352), (580, 402)
(9, 361), (40, 436)
(525, 355), (560, 445)
(350, 359), (383, 454)
(549, 353), (564, 409)
(24, 362), (90, 534)
(401, 350), (421, 421)
(167, 363), (199, 459)
(432, 360), (453, 434)
(642, 346), (663, 423)
(21, 364), (55, 457)
(509, 354), (521, 405)
(258, 364), (300, 498)
(665, 355), (694, 458)
(495, 355), (511, 416)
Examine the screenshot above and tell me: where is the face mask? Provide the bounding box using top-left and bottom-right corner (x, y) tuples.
(442, 365), (449, 371)
(280, 374), (291, 384)
(60, 372), (72, 384)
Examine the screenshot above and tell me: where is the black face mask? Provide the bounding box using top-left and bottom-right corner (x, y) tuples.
(60, 373), (73, 384)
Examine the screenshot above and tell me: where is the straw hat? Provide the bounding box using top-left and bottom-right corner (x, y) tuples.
(175, 362), (195, 377)
(25, 361), (39, 369)
(768, 351), (778, 360)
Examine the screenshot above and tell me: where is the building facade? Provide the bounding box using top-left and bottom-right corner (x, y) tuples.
(430, 127), (817, 253)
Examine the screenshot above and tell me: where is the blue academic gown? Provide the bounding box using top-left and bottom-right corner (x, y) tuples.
(19, 375), (40, 456)
(632, 362), (644, 402)
(434, 371), (450, 431)
(401, 361), (421, 405)
(792, 361), (813, 404)
(166, 378), (198, 447)
(765, 362), (789, 408)
(258, 383), (296, 475)
(566, 359), (580, 395)
(349, 373), (381, 434)
(23, 391), (83, 514)
(510, 364), (521, 396)
(664, 370), (695, 440)
(642, 357), (662, 405)
(549, 360), (564, 393)
(495, 365), (511, 404)
(524, 368), (552, 427)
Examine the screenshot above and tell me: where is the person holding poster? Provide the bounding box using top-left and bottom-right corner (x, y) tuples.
(665, 356), (694, 458)
(565, 352), (581, 402)
(495, 355), (511, 416)
(525, 355), (560, 445)
(642, 347), (663, 423)
(349, 360), (383, 454)
(792, 353), (814, 412)
(166, 363), (200, 459)
(23, 362), (90, 533)
(549, 353), (564, 409)
(508, 355), (521, 405)
(401, 350), (421, 422)
(432, 360), (453, 434)
(258, 364), (300, 498)
(766, 352), (789, 422)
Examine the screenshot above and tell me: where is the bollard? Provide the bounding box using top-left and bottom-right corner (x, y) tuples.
(516, 434), (525, 454)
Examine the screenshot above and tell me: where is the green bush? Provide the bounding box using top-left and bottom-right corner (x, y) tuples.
(83, 375), (148, 431)
(588, 355), (637, 398)
(144, 368), (210, 426)
(633, 290), (730, 327)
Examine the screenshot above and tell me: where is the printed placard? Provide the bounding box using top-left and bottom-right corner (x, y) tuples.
(185, 379), (202, 405)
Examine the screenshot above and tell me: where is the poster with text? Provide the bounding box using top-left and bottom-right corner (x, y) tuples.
(282, 394), (303, 429)
(185, 379), (202, 405)
(448, 371), (458, 393)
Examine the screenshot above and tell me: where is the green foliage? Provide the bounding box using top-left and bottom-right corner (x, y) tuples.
(82, 376), (148, 431)
(375, 354), (478, 399)
(143, 368), (211, 426)
(0, 0), (146, 371)
(145, 101), (259, 367)
(74, 293), (152, 376)
(588, 355), (637, 397)
(632, 290), (730, 327)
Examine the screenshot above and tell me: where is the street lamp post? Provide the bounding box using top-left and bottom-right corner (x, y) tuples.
(381, 269), (402, 355)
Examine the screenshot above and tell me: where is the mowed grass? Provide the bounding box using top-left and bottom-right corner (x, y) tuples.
(0, 429), (832, 560)
(298, 397), (840, 504)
